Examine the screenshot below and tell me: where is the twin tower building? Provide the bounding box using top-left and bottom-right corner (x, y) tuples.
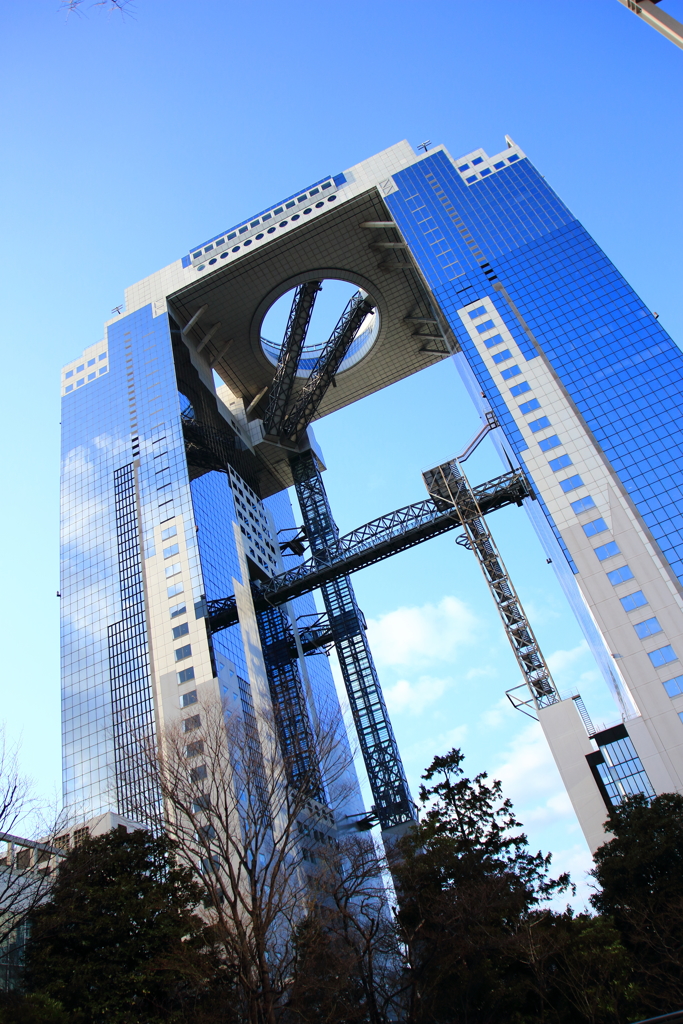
(61, 138), (683, 853)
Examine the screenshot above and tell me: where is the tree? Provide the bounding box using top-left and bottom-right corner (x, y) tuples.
(591, 792), (683, 1015)
(23, 827), (229, 1024)
(390, 748), (571, 1024)
(143, 693), (357, 1024)
(286, 834), (399, 1024)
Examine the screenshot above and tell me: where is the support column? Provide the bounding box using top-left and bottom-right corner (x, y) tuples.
(256, 605), (326, 805)
(290, 451), (416, 835)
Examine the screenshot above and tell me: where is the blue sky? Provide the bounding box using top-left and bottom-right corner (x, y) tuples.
(2, 0), (681, 901)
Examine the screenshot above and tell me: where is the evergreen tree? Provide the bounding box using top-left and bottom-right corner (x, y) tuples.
(591, 792), (683, 1014)
(391, 748), (570, 1024)
(24, 827), (233, 1024)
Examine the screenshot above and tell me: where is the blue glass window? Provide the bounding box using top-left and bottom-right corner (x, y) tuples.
(167, 582), (184, 598)
(492, 349), (512, 364)
(170, 602), (187, 618)
(620, 591), (647, 611)
(529, 416), (551, 432)
(476, 320), (496, 334)
(559, 475), (584, 492)
(508, 154), (520, 162)
(634, 617), (662, 639)
(178, 667), (195, 684)
(65, 370), (73, 379)
(466, 175), (477, 183)
(484, 334), (505, 348)
(172, 622), (189, 640)
(519, 398), (541, 414)
(549, 454), (573, 472)
(480, 168), (492, 177)
(162, 525), (177, 541)
(98, 366), (107, 375)
(663, 675), (683, 697)
(571, 496), (596, 514)
(458, 164), (470, 172)
(192, 252), (202, 260)
(65, 384), (73, 393)
(87, 358), (95, 367)
(595, 541), (620, 561)
(607, 565), (634, 585)
(181, 690), (198, 707)
(493, 161), (505, 169)
(468, 306), (487, 319)
(501, 365), (521, 380)
(539, 435), (561, 451)
(175, 644), (192, 661)
(582, 518), (608, 537)
(163, 543), (180, 559)
(472, 157), (483, 165)
(510, 382), (531, 397)
(87, 372), (96, 381)
(649, 646), (677, 668)
(165, 562), (181, 578)
(98, 352), (107, 361)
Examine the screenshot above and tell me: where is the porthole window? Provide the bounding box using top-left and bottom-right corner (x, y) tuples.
(328, 195), (337, 202)
(279, 221), (287, 227)
(244, 239), (252, 246)
(291, 214), (300, 221)
(209, 258), (217, 265)
(256, 233), (264, 240)
(315, 202), (324, 208)
(267, 227), (276, 234)
(232, 246), (240, 253)
(220, 252), (228, 259)
(303, 208), (312, 215)
(198, 265), (206, 271)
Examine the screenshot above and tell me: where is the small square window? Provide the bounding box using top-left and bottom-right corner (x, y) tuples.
(493, 161), (505, 169)
(472, 157), (483, 165)
(663, 676), (683, 697)
(595, 541), (620, 561)
(77, 364), (84, 373)
(178, 666), (195, 684)
(559, 474), (584, 493)
(476, 320), (496, 334)
(519, 398), (541, 414)
(649, 646), (677, 668)
(468, 306), (487, 319)
(65, 370), (73, 379)
(510, 382), (531, 397)
(173, 622), (189, 640)
(501, 365), (521, 380)
(163, 543), (180, 559)
(549, 454), (573, 472)
(582, 518), (607, 537)
(98, 366), (107, 375)
(167, 582), (184, 598)
(634, 617), (662, 639)
(620, 591), (647, 612)
(508, 154), (520, 162)
(175, 644), (192, 661)
(88, 372), (96, 381)
(192, 251), (202, 260)
(484, 334), (505, 348)
(99, 352), (107, 360)
(170, 602), (187, 618)
(466, 175), (478, 183)
(162, 525), (177, 541)
(190, 764), (207, 782)
(76, 379), (84, 387)
(458, 164), (470, 172)
(492, 349), (512, 364)
(65, 384), (73, 393)
(539, 435), (561, 452)
(87, 358), (95, 367)
(607, 565), (634, 585)
(165, 562), (182, 578)
(570, 496), (596, 514)
(204, 244), (213, 253)
(183, 714), (201, 732)
(480, 168), (492, 177)
(528, 416), (551, 432)
(181, 690), (197, 707)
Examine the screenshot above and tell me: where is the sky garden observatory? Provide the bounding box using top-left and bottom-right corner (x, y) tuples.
(61, 137), (683, 853)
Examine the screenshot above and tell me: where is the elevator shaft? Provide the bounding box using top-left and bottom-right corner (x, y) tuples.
(291, 450), (416, 833)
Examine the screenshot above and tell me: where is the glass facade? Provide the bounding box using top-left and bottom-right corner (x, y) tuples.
(60, 304), (360, 824)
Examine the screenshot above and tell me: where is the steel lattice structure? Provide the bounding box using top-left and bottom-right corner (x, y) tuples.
(278, 291), (375, 442)
(422, 459), (559, 709)
(256, 605), (326, 802)
(262, 281), (321, 437)
(291, 450), (416, 832)
(205, 468), (532, 633)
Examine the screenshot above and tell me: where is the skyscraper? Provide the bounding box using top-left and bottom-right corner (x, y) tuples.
(61, 137), (683, 852)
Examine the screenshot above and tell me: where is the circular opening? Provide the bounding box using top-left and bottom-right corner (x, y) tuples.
(260, 279), (380, 378)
